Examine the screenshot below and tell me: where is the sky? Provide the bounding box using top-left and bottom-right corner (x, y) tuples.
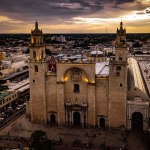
(0, 0), (149, 33)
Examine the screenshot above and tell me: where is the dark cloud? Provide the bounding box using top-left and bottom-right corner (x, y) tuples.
(0, 0), (146, 23)
(0, 0), (149, 33)
(137, 7), (150, 15)
(115, 0), (135, 5)
(0, 0), (104, 22)
(115, 0), (150, 11)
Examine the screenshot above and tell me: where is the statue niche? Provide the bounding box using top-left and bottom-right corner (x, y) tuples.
(48, 56), (56, 73)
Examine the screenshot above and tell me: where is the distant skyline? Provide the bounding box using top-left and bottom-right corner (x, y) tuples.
(0, 0), (150, 33)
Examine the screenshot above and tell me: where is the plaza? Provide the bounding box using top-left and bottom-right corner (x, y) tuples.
(0, 114), (149, 150)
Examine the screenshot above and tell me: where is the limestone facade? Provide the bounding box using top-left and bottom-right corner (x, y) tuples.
(28, 21), (150, 130)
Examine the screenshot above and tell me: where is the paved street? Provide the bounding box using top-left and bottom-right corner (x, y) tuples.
(0, 114), (149, 150)
(0, 107), (25, 129)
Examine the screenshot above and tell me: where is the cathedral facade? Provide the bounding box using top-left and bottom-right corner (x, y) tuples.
(28, 22), (149, 130)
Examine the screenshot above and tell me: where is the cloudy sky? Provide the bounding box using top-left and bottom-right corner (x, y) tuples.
(0, 0), (149, 33)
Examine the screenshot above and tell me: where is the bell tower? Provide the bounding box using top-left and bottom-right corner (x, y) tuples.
(108, 22), (127, 128)
(115, 21), (127, 62)
(29, 21), (47, 124)
(30, 21), (45, 61)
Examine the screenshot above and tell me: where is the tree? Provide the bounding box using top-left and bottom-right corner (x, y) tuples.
(31, 130), (52, 150)
(0, 144), (2, 150)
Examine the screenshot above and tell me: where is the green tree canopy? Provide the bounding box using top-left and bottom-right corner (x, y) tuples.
(31, 130), (52, 150)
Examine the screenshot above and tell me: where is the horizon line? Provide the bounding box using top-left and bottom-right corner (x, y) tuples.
(0, 32), (150, 34)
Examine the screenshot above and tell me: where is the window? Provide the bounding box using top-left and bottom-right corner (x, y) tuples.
(116, 66), (121, 70)
(74, 84), (80, 93)
(119, 54), (123, 60)
(41, 51), (44, 58)
(33, 79), (35, 83)
(35, 65), (38, 72)
(120, 83), (123, 87)
(33, 51), (36, 58)
(34, 38), (36, 44)
(116, 72), (120, 76)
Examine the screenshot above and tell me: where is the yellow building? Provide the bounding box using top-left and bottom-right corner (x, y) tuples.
(28, 21), (150, 130)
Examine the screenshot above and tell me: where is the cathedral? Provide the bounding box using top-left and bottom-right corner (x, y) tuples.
(28, 21), (150, 130)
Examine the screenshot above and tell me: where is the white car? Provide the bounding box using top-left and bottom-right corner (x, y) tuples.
(16, 104), (24, 110)
(8, 106), (12, 110)
(0, 117), (5, 122)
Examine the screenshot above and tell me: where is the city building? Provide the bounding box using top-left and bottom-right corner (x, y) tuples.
(51, 35), (66, 43)
(28, 21), (150, 130)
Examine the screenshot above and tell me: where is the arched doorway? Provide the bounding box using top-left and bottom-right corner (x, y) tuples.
(99, 118), (105, 129)
(132, 112), (143, 131)
(73, 112), (81, 126)
(50, 114), (56, 125)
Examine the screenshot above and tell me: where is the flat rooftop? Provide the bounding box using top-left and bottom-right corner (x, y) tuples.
(127, 57), (149, 100)
(0, 91), (12, 101)
(138, 60), (150, 96)
(8, 79), (29, 92)
(96, 62), (109, 77)
(0, 69), (29, 81)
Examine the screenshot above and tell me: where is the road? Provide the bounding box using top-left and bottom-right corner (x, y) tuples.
(0, 107), (25, 131)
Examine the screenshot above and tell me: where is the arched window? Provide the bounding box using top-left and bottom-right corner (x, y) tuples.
(33, 51), (36, 59)
(119, 54), (123, 61)
(51, 65), (55, 72)
(41, 51), (44, 59)
(35, 65), (38, 72)
(34, 38), (36, 44)
(74, 84), (80, 93)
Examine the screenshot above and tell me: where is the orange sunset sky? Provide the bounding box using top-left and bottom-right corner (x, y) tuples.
(0, 0), (149, 33)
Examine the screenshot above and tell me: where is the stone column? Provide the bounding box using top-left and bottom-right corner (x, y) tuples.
(57, 82), (65, 125)
(87, 83), (96, 127)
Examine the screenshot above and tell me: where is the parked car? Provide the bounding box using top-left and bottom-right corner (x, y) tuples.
(0, 117), (5, 122)
(16, 104), (24, 110)
(5, 110), (13, 117)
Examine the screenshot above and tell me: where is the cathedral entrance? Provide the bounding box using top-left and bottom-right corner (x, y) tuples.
(132, 112), (143, 131)
(99, 118), (105, 129)
(73, 112), (81, 126)
(50, 114), (56, 125)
